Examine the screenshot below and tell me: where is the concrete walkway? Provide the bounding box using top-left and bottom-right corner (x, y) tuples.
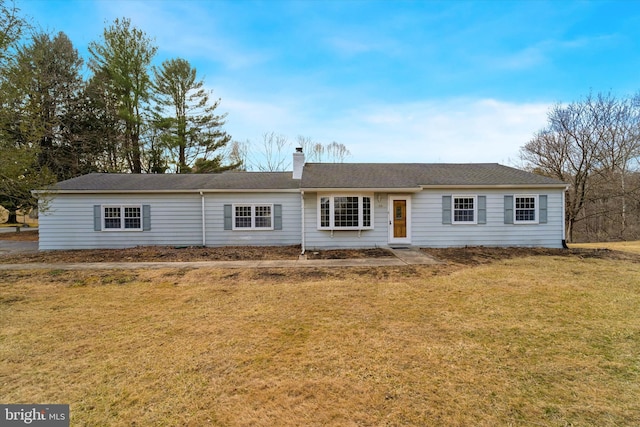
(0, 246), (441, 270)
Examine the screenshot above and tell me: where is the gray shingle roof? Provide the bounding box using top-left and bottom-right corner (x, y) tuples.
(51, 172), (300, 191)
(48, 163), (565, 193)
(300, 163), (566, 189)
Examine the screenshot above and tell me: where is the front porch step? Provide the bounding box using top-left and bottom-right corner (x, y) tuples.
(388, 247), (442, 265)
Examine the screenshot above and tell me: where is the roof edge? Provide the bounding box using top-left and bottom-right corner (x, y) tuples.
(301, 187), (422, 193)
(420, 184), (569, 190)
(35, 188), (300, 195)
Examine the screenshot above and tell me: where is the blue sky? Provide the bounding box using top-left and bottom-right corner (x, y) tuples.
(16, 0), (640, 165)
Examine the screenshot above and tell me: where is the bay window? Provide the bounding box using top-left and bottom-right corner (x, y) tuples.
(318, 195), (373, 230)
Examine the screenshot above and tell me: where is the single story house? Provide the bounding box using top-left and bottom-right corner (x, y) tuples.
(35, 150), (569, 251)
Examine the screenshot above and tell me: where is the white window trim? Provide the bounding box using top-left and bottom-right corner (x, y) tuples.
(317, 194), (374, 230)
(102, 204), (142, 231)
(514, 194), (539, 224)
(232, 203), (274, 230)
(452, 195), (477, 225)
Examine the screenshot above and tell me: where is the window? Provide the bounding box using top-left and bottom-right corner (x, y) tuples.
(363, 197), (371, 227)
(320, 197), (330, 228)
(233, 204), (273, 230)
(515, 195), (538, 223)
(334, 196), (359, 227)
(255, 205), (272, 228)
(102, 205), (142, 231)
(318, 195), (373, 230)
(453, 196), (476, 224)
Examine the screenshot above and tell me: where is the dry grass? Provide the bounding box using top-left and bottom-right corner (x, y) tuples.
(571, 240), (640, 254)
(1, 254), (639, 426)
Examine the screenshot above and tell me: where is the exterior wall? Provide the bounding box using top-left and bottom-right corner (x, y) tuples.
(205, 192), (301, 247)
(412, 189), (565, 248)
(39, 186), (565, 250)
(39, 192), (301, 250)
(302, 189), (565, 250)
(303, 192), (390, 250)
(39, 193), (203, 250)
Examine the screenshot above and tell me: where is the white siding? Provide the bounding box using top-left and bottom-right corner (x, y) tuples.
(39, 194), (202, 250)
(303, 192), (389, 250)
(40, 187), (565, 250)
(411, 189), (565, 248)
(39, 192), (301, 250)
(303, 189), (565, 250)
(205, 192), (301, 247)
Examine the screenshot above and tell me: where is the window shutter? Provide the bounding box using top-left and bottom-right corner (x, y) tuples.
(539, 195), (548, 224)
(504, 195), (513, 224)
(442, 196), (452, 224)
(478, 196), (486, 224)
(224, 204), (232, 230)
(274, 204), (282, 230)
(93, 205), (101, 231)
(142, 205), (151, 231)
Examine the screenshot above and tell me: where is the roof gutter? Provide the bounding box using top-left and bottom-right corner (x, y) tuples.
(300, 187), (422, 193)
(36, 188), (301, 195)
(420, 184), (570, 190)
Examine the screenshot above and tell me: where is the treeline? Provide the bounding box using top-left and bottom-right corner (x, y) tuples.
(0, 2), (236, 220)
(521, 92), (640, 242)
(0, 1), (348, 222)
(0, 13), (236, 180)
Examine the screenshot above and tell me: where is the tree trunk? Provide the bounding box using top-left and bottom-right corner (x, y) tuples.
(7, 210), (18, 224)
(620, 172), (626, 239)
(567, 216), (575, 243)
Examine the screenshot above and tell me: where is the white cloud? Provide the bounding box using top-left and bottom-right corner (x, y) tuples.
(221, 95), (551, 166)
(347, 99), (550, 164)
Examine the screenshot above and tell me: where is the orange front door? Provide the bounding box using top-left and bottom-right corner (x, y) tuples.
(393, 200), (407, 238)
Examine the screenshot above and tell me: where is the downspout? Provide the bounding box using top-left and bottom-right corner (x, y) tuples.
(200, 191), (206, 246)
(300, 191), (305, 254)
(561, 187), (568, 249)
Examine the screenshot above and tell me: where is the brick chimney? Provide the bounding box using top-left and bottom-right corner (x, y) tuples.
(292, 147), (304, 179)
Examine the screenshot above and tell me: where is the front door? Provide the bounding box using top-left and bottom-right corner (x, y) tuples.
(389, 195), (411, 245)
(394, 200), (407, 238)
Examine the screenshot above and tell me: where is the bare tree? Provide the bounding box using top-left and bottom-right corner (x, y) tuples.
(521, 99), (599, 242)
(241, 133), (352, 171)
(594, 93), (640, 238)
(325, 141), (351, 163)
(257, 132), (290, 171)
(297, 135), (324, 162)
(522, 92), (640, 242)
(225, 135), (289, 171)
(296, 136), (350, 163)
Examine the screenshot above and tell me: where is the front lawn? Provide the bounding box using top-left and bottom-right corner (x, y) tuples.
(1, 255), (639, 425)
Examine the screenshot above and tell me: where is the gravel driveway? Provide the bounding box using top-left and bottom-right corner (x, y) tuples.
(0, 240), (39, 254)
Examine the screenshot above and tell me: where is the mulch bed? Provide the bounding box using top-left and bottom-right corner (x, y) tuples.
(422, 246), (640, 266)
(2, 229), (638, 265)
(305, 248), (394, 259)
